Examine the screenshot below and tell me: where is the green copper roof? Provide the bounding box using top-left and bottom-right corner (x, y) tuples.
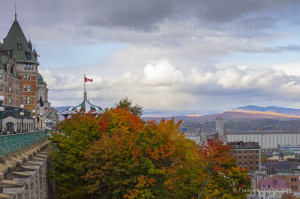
(37, 73), (44, 84)
(0, 19), (38, 64)
(0, 55), (7, 69)
(0, 56), (3, 69)
(59, 98), (103, 115)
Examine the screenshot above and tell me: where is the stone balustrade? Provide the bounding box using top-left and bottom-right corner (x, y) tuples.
(0, 131), (47, 158)
(0, 131), (54, 199)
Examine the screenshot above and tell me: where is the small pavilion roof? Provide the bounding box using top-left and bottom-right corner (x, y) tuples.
(59, 98), (103, 116)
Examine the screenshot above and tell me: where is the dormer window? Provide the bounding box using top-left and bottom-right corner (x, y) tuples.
(26, 52), (31, 60)
(17, 43), (22, 50)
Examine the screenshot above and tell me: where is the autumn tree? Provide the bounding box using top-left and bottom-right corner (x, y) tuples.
(198, 139), (251, 199)
(50, 111), (101, 199)
(51, 104), (251, 199)
(84, 109), (251, 198)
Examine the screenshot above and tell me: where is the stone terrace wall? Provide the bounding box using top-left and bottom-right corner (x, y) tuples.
(0, 140), (54, 199)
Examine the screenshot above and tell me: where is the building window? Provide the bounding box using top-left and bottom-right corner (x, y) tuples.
(16, 100), (19, 106)
(0, 74), (2, 79)
(24, 75), (30, 80)
(23, 97), (31, 105)
(26, 52), (31, 60)
(17, 43), (22, 50)
(9, 98), (12, 105)
(24, 64), (27, 69)
(239, 156), (241, 159)
(23, 85), (31, 91)
(9, 87), (12, 93)
(291, 185), (297, 191)
(4, 76), (7, 81)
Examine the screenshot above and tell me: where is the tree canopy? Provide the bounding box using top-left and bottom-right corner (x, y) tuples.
(51, 103), (250, 199)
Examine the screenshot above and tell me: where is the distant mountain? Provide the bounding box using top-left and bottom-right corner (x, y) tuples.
(54, 105), (300, 122)
(142, 105), (300, 122)
(234, 105), (300, 116)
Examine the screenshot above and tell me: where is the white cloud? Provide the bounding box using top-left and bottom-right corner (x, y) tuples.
(143, 59), (184, 86)
(40, 54), (300, 113)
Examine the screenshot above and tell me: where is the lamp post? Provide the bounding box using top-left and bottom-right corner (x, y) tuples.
(0, 96), (4, 135)
(20, 104), (24, 133)
(32, 110), (36, 131)
(40, 112), (43, 130)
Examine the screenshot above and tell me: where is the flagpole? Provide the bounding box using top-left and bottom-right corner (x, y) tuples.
(84, 74), (87, 100)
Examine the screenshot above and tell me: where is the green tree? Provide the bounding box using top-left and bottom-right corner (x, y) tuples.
(50, 110), (102, 198)
(115, 97), (143, 116)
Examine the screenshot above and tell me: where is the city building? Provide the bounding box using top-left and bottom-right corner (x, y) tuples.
(0, 13), (58, 131)
(273, 174), (300, 192)
(229, 141), (261, 172)
(261, 162), (299, 175)
(226, 131), (300, 157)
(257, 178), (288, 199)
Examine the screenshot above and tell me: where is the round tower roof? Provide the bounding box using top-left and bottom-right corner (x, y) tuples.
(37, 73), (44, 84)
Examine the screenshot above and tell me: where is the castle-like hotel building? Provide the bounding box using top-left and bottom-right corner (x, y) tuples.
(0, 15), (58, 132)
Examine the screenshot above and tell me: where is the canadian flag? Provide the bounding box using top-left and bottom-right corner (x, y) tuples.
(85, 77), (93, 82)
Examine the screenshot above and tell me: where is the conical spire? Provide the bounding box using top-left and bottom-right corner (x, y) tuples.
(15, 3), (17, 21)
(0, 17), (38, 64)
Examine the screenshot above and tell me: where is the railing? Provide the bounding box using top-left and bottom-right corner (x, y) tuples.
(0, 131), (47, 157)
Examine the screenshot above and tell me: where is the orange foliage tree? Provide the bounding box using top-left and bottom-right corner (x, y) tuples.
(51, 106), (251, 199)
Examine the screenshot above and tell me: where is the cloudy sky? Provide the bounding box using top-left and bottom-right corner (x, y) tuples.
(1, 0), (300, 115)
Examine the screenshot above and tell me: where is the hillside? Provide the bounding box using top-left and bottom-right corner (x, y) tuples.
(142, 105), (300, 122)
(234, 105), (300, 116)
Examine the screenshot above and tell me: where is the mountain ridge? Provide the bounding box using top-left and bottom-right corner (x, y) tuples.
(54, 105), (300, 121)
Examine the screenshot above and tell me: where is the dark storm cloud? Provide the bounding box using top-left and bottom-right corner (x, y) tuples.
(2, 0), (300, 31)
